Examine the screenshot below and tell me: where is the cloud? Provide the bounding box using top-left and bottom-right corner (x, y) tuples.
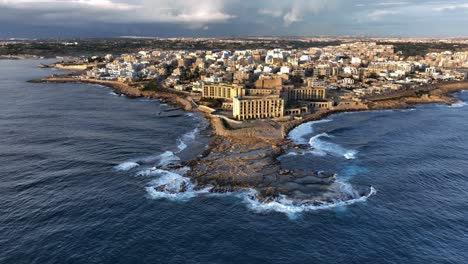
(258, 8), (283, 18)
(433, 2), (468, 11)
(367, 9), (400, 20)
(375, 2), (409, 6)
(0, 0), (138, 11)
(0, 0), (468, 38)
(281, 0), (338, 26)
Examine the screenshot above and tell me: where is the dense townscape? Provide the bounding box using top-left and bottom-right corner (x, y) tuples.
(52, 40), (467, 122)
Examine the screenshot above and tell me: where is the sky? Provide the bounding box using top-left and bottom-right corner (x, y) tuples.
(0, 0), (467, 38)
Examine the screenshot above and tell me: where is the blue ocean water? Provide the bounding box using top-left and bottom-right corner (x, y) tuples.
(1, 60), (467, 263)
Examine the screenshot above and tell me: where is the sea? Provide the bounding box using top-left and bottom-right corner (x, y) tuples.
(1, 60), (467, 264)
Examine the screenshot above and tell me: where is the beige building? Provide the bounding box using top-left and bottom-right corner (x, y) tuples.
(202, 84), (245, 99)
(233, 96), (284, 120)
(246, 88), (280, 96)
(255, 77), (283, 89)
(284, 87), (326, 101)
(307, 101), (334, 110)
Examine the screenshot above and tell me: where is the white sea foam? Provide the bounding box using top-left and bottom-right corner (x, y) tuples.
(177, 139), (188, 152)
(176, 127), (199, 152)
(109, 91), (118, 96)
(118, 118), (373, 216)
(449, 102), (467, 108)
(139, 98), (157, 102)
(145, 169), (194, 201)
(400, 108), (416, 112)
(283, 152), (299, 157)
(116, 150), (181, 172)
(139, 163), (375, 217)
(289, 119), (332, 145)
(139, 151), (180, 166)
(242, 185), (376, 219)
(309, 133), (358, 159)
(114, 162), (140, 171)
(145, 168), (210, 201)
(156, 151), (181, 167)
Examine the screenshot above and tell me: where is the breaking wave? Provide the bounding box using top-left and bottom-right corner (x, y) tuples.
(286, 119), (359, 160)
(241, 184), (376, 219)
(155, 151), (181, 167)
(114, 162), (140, 171)
(449, 102), (467, 108)
(176, 127), (199, 152)
(309, 133), (358, 159)
(120, 150), (374, 217)
(114, 151), (180, 172)
(116, 115), (372, 217)
(145, 168), (210, 201)
(289, 119), (332, 145)
(177, 140), (188, 152)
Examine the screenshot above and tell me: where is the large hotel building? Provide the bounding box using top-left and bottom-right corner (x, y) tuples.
(202, 83), (328, 121)
(233, 96), (284, 120)
(283, 87), (326, 102)
(202, 83), (245, 99)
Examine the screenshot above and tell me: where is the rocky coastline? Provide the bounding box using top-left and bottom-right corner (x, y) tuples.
(29, 77), (196, 111)
(32, 75), (468, 205)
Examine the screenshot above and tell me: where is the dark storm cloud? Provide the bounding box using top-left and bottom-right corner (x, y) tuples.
(0, 0), (467, 38)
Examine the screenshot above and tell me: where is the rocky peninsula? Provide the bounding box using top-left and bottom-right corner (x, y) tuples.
(31, 74), (468, 205)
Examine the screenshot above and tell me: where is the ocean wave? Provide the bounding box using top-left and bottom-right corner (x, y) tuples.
(449, 102), (467, 108)
(120, 125), (371, 217)
(115, 150), (181, 172)
(309, 133), (358, 159)
(176, 127), (199, 152)
(156, 151), (181, 167)
(397, 108), (417, 112)
(283, 152), (299, 157)
(177, 139), (188, 152)
(145, 168), (210, 201)
(139, 164), (375, 217)
(109, 91), (118, 96)
(146, 175), (376, 217)
(133, 151), (181, 167)
(242, 184), (376, 219)
(289, 119), (332, 145)
(114, 161), (140, 171)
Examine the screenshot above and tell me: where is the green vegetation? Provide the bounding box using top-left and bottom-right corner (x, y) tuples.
(0, 38), (343, 58)
(142, 80), (163, 91)
(382, 42), (468, 57)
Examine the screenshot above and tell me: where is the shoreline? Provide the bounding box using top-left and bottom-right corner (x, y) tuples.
(31, 75), (468, 204)
(30, 77), (196, 111)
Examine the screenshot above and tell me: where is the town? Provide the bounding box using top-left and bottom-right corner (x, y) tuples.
(52, 40), (463, 123)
